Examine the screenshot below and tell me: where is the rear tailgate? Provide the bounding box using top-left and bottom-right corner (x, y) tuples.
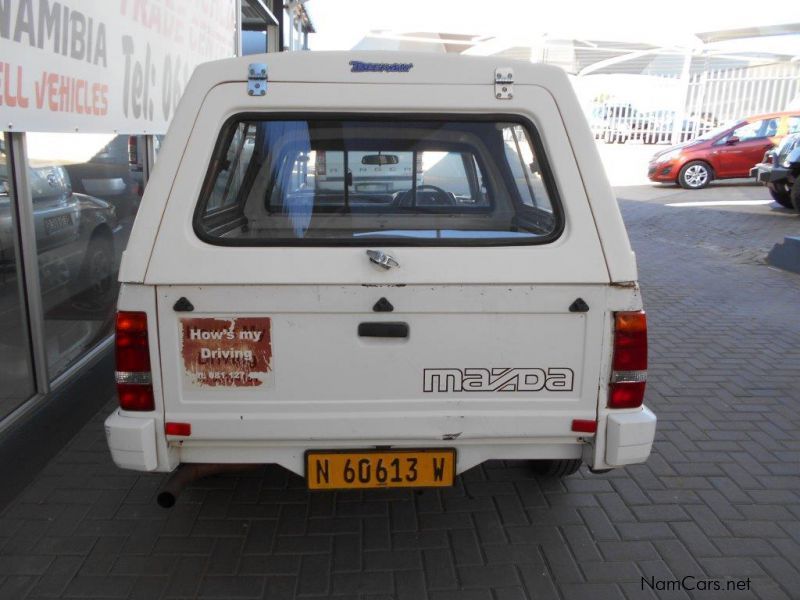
(156, 283), (607, 442)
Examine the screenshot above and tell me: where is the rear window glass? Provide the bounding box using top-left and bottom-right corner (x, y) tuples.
(195, 117), (562, 245)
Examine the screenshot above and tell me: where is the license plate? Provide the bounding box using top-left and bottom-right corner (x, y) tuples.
(44, 213), (72, 235)
(306, 449), (456, 490)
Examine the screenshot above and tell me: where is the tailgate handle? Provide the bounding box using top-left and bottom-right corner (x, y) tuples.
(358, 322), (409, 338)
(366, 249), (399, 270)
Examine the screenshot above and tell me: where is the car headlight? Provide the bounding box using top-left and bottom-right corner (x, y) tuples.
(655, 149), (680, 163)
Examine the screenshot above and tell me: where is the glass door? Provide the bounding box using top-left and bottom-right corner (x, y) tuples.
(0, 133), (36, 419)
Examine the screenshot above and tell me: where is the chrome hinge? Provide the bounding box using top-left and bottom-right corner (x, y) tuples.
(495, 67), (513, 99)
(247, 63), (267, 96)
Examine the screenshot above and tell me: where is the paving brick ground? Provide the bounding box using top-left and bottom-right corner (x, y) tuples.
(1, 181), (798, 600)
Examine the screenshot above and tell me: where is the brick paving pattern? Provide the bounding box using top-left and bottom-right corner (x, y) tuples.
(1, 183), (798, 599)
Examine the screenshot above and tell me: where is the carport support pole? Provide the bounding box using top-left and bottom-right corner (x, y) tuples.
(671, 49), (693, 146)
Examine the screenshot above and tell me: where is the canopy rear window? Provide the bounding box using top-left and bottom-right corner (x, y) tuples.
(194, 116), (563, 246)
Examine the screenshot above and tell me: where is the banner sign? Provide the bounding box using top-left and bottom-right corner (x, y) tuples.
(0, 0), (236, 133)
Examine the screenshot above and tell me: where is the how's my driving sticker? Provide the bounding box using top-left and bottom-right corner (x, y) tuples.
(180, 317), (273, 388)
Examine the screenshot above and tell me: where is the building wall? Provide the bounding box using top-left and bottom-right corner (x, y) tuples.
(0, 0), (238, 431)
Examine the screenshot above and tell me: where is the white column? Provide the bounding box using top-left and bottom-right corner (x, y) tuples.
(671, 49), (693, 145)
(235, 0), (242, 56)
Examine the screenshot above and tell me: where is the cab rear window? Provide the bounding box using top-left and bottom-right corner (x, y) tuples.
(194, 116), (563, 246)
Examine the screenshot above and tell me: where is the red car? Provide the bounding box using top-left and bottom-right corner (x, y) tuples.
(648, 111), (800, 189)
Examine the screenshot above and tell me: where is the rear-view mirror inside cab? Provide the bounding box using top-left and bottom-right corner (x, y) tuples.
(362, 154), (399, 166)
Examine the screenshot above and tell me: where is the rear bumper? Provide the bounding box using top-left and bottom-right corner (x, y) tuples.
(105, 410), (159, 471)
(104, 406), (658, 474)
(604, 406), (657, 466)
(750, 163), (789, 185)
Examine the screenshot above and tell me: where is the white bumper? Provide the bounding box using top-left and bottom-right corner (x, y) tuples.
(104, 405), (657, 474)
(604, 406), (657, 466)
(104, 410), (159, 471)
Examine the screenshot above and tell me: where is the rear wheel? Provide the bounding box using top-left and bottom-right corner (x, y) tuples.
(767, 182), (793, 208)
(678, 161), (712, 189)
(531, 459), (582, 478)
(791, 179), (800, 212)
(72, 233), (115, 309)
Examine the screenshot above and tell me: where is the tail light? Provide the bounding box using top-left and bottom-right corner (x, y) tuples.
(315, 151), (326, 176)
(608, 311), (647, 409)
(115, 311), (155, 411)
(165, 422), (191, 436)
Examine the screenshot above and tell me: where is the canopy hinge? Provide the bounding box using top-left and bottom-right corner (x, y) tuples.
(495, 67), (513, 100)
(247, 63), (267, 96)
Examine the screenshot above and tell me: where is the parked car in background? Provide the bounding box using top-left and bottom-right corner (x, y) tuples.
(590, 103), (718, 145)
(647, 111), (800, 189)
(590, 103), (654, 144)
(64, 135), (145, 231)
(750, 132), (800, 211)
(0, 141), (122, 315)
(642, 111), (717, 144)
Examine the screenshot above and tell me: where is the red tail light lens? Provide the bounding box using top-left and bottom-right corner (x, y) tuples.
(165, 422), (192, 436)
(117, 384), (155, 411)
(115, 311), (154, 411)
(609, 311), (647, 409)
(613, 311), (647, 371)
(609, 381), (647, 409)
(571, 419), (598, 433)
(116, 311), (150, 372)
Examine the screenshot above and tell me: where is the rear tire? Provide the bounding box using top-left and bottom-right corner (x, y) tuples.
(678, 161), (712, 189)
(767, 182), (793, 208)
(531, 459), (582, 478)
(791, 179), (800, 213)
(73, 233), (115, 309)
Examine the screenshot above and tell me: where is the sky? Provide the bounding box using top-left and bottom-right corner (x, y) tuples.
(305, 0), (797, 52)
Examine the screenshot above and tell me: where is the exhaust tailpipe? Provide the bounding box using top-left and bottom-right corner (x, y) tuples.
(157, 463), (254, 508)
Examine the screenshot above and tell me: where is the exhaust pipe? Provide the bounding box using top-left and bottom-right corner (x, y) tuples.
(157, 463), (255, 508)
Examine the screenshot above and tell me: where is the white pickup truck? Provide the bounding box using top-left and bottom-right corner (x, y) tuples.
(105, 52), (655, 502)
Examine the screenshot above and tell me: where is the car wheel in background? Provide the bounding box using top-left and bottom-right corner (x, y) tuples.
(791, 179), (800, 213)
(767, 182), (793, 208)
(678, 161), (712, 189)
(75, 233), (115, 307)
(530, 459), (582, 478)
